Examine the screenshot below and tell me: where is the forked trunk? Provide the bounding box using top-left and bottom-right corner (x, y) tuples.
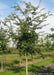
(26, 55), (28, 75)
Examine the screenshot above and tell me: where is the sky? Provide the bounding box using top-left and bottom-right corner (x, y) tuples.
(0, 0), (54, 34)
(0, 0), (54, 17)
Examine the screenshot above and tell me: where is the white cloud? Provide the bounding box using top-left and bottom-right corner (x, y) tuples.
(39, 16), (54, 34)
(47, 16), (54, 26)
(36, 16), (54, 35)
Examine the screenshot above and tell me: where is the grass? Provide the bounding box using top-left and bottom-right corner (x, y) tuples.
(0, 51), (54, 62)
(0, 51), (54, 68)
(0, 56), (42, 68)
(0, 57), (54, 75)
(28, 57), (54, 72)
(0, 51), (54, 75)
(0, 70), (26, 75)
(0, 55), (51, 68)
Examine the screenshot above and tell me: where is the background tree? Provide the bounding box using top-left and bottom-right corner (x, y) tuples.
(0, 23), (9, 71)
(44, 35), (51, 51)
(49, 28), (54, 50)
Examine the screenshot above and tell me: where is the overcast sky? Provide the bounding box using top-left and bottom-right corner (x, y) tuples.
(0, 0), (54, 34)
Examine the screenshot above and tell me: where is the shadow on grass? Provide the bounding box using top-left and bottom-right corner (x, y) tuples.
(14, 60), (19, 64)
(52, 60), (54, 63)
(3, 64), (54, 75)
(8, 66), (26, 75)
(23, 58), (32, 62)
(28, 65), (54, 73)
(28, 65), (44, 72)
(0, 60), (20, 68)
(11, 67), (25, 72)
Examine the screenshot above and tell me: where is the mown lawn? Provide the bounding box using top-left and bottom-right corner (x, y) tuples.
(0, 57), (54, 75)
(0, 56), (42, 68)
(0, 51), (54, 62)
(0, 51), (54, 68)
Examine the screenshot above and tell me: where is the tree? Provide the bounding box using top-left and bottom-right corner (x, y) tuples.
(0, 21), (9, 71)
(4, 1), (52, 75)
(50, 28), (54, 41)
(44, 35), (51, 51)
(49, 28), (54, 50)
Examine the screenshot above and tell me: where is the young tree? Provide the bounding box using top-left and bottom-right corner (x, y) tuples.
(0, 26), (9, 71)
(50, 28), (54, 41)
(49, 28), (54, 50)
(4, 1), (52, 75)
(44, 35), (51, 51)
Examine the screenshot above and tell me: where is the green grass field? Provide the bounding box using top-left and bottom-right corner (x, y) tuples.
(0, 51), (54, 68)
(0, 57), (54, 75)
(0, 51), (54, 75)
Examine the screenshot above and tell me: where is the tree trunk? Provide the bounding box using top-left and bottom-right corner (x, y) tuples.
(32, 55), (34, 66)
(26, 55), (28, 75)
(20, 56), (21, 66)
(31, 55), (34, 66)
(33, 55), (34, 62)
(17, 54), (18, 61)
(1, 54), (3, 71)
(4, 54), (6, 64)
